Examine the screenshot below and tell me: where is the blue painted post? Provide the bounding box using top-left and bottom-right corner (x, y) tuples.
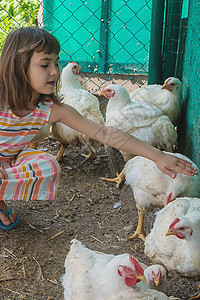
(98, 0), (110, 73)
(163, 0), (183, 80)
(148, 0), (165, 84)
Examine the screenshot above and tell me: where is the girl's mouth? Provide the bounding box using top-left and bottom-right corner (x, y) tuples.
(47, 81), (55, 86)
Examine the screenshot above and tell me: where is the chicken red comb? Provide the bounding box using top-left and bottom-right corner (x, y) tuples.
(102, 85), (108, 92)
(168, 218), (180, 231)
(164, 78), (171, 85)
(129, 255), (144, 275)
(72, 61), (77, 64)
(157, 269), (161, 281)
(165, 192), (176, 205)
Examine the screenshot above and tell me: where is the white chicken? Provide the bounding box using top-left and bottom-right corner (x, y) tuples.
(51, 62), (105, 161)
(124, 152), (200, 241)
(61, 239), (171, 300)
(100, 84), (177, 186)
(130, 77), (182, 125)
(145, 197), (200, 278)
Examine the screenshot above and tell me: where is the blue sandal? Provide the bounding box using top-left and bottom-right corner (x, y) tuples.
(0, 207), (19, 230)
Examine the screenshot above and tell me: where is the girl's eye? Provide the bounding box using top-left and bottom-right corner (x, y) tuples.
(41, 65), (48, 68)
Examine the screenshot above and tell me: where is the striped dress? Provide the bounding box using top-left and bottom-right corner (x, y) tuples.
(0, 101), (60, 200)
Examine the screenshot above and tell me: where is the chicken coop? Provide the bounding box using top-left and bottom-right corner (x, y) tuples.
(0, 0), (199, 166)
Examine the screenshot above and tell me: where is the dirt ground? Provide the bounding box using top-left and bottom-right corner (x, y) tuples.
(0, 138), (199, 300)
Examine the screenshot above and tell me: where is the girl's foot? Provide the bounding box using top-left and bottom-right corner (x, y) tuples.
(0, 200), (17, 225)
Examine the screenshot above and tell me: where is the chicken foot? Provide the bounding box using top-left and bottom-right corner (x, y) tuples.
(29, 141), (38, 150)
(81, 144), (107, 162)
(127, 210), (147, 242)
(81, 147), (96, 161)
(82, 152), (108, 163)
(100, 168), (125, 188)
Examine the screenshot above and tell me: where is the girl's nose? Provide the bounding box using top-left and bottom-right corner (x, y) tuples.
(50, 65), (59, 76)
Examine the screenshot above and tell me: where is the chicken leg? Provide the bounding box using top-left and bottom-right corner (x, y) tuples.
(127, 210), (147, 242)
(100, 168), (125, 188)
(56, 144), (66, 161)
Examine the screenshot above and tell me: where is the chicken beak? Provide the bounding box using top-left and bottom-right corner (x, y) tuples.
(78, 65), (81, 70)
(99, 90), (105, 96)
(153, 278), (160, 287)
(135, 274), (146, 282)
(165, 230), (177, 237)
(161, 83), (168, 90)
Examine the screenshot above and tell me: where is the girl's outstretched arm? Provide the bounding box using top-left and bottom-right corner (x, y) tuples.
(50, 103), (197, 178)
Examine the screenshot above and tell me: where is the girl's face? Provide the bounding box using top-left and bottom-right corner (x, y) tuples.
(28, 50), (59, 102)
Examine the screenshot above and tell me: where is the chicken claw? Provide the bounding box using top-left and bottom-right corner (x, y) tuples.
(81, 152), (96, 161)
(101, 169), (125, 188)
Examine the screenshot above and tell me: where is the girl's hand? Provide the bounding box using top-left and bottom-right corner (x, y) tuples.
(0, 167), (8, 179)
(155, 152), (198, 179)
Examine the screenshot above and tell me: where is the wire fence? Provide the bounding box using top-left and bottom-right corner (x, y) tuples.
(0, 0), (153, 96)
(41, 0), (152, 94)
(0, 0), (188, 99)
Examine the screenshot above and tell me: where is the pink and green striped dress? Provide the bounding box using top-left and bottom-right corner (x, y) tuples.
(0, 101), (60, 200)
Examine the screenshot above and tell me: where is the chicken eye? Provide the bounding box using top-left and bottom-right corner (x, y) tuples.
(126, 267), (131, 271)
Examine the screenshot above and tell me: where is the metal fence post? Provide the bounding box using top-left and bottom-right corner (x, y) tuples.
(175, 17), (188, 79)
(148, 0), (165, 84)
(162, 0), (183, 80)
(99, 0), (110, 73)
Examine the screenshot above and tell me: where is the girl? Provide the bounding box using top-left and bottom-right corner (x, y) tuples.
(0, 27), (197, 230)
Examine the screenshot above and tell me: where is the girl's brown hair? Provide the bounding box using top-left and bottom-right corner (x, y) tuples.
(0, 26), (61, 110)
